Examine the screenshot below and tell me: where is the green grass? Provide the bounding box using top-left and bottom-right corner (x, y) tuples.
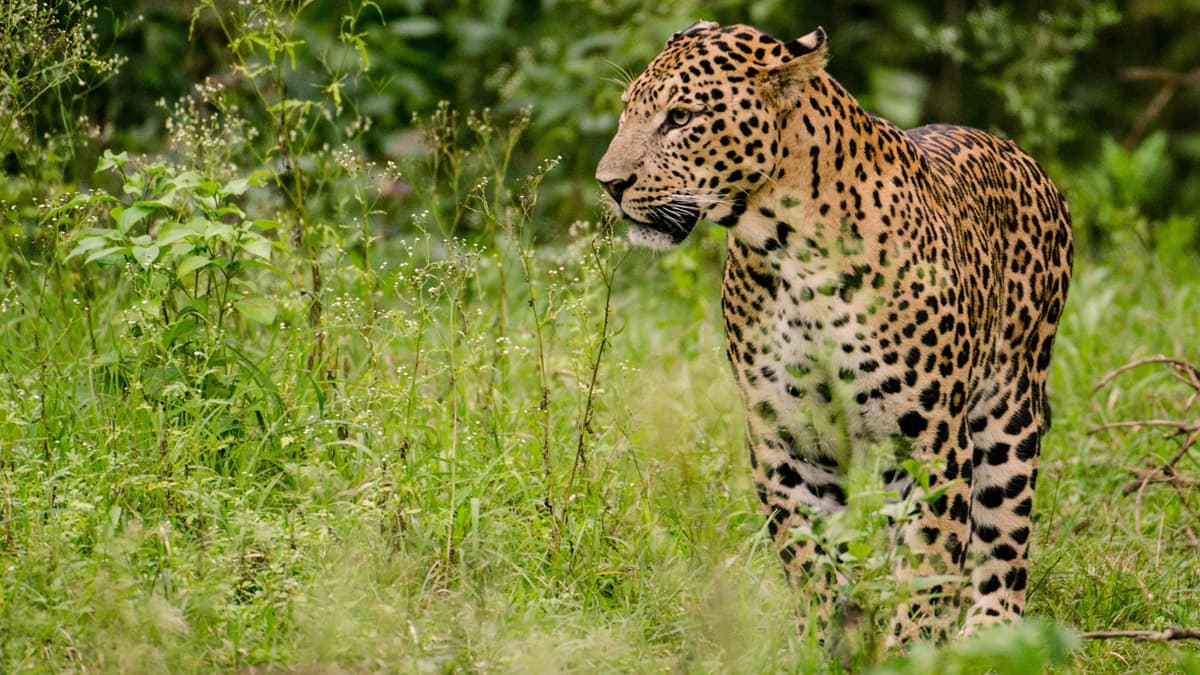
(1033, 255), (1200, 671)
(2, 206), (1199, 673)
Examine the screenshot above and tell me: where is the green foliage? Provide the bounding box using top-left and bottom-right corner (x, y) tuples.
(68, 0), (1200, 248)
(794, 446), (966, 666)
(1068, 132), (1200, 266)
(0, 1), (124, 174)
(41, 149), (290, 458)
(871, 619), (1080, 675)
(62, 150), (282, 329)
(915, 1), (1120, 154)
(0, 0), (125, 247)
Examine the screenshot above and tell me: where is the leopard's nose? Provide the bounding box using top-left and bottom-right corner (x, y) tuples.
(600, 175), (636, 204)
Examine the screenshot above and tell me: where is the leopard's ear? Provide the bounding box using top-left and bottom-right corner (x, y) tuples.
(762, 27), (829, 104)
(782, 26), (827, 61)
(667, 20), (719, 46)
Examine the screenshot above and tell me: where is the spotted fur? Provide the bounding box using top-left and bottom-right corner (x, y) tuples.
(596, 22), (1072, 643)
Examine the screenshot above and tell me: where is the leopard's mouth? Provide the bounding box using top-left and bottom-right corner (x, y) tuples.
(620, 201), (701, 249)
(627, 222), (685, 250)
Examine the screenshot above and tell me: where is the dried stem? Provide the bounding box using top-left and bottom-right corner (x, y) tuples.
(516, 244), (558, 552)
(1093, 356), (1200, 393)
(568, 227), (626, 492)
(1121, 466), (1200, 491)
(1093, 357), (1200, 530)
(1089, 420), (1197, 434)
(1119, 67), (1200, 149)
(1083, 626), (1200, 641)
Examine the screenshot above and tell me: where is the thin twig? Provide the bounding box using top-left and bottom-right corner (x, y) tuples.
(1118, 67), (1200, 147)
(1121, 467), (1200, 490)
(1094, 356), (1200, 392)
(1089, 420), (1198, 434)
(1095, 357), (1200, 529)
(1082, 626), (1200, 641)
(1160, 427), (1200, 470)
(1122, 427), (1200, 498)
(568, 230), (626, 491)
(1119, 67), (1200, 85)
(1170, 477), (1200, 529)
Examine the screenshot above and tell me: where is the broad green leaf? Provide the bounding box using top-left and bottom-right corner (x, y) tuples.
(132, 199), (172, 211)
(194, 180), (222, 197)
(97, 150), (128, 172)
(183, 214), (209, 231)
(148, 272), (170, 292)
(85, 246), (129, 263)
(240, 258), (285, 276)
(212, 205), (245, 220)
(168, 171), (204, 191)
(163, 319), (203, 347)
(204, 221), (235, 243)
(843, 541), (873, 561)
(116, 205), (151, 233)
(157, 224), (200, 247)
(176, 297), (209, 322)
(132, 244), (160, 267)
(177, 254), (211, 278)
(241, 234), (272, 260)
(65, 236), (111, 261)
(222, 177), (250, 196)
(234, 295), (277, 324)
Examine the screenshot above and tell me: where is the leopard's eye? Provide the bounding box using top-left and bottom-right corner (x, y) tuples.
(666, 108), (693, 129)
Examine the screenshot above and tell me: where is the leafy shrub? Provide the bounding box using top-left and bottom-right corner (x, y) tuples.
(52, 150), (286, 444)
(871, 619), (1080, 675)
(64, 151), (280, 327)
(1067, 131), (1200, 267)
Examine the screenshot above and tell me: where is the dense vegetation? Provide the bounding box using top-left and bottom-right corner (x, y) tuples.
(1, 1), (1198, 672)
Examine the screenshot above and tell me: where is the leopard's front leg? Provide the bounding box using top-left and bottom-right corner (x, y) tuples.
(886, 416), (973, 646)
(749, 432), (851, 637)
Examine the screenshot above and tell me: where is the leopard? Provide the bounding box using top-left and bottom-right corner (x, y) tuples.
(596, 21), (1073, 644)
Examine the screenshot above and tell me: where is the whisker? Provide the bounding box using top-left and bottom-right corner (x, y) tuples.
(673, 192), (737, 208)
(756, 172), (781, 189)
(604, 61), (636, 88)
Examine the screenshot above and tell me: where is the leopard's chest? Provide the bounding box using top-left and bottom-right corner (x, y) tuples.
(722, 250), (913, 463)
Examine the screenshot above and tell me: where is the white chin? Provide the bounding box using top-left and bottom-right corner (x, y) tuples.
(627, 224), (678, 251)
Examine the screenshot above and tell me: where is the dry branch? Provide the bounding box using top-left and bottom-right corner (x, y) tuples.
(1119, 67), (1200, 148)
(1093, 356), (1200, 392)
(1083, 626), (1200, 641)
(1120, 67), (1200, 85)
(1093, 356), (1200, 528)
(1121, 466), (1200, 493)
(1089, 420), (1198, 434)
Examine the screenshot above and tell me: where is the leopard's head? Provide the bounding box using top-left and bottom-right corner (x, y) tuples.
(596, 21), (828, 249)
